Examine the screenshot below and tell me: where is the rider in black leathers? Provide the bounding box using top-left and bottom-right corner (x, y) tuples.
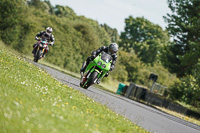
(32, 27), (55, 57)
(80, 43), (118, 84)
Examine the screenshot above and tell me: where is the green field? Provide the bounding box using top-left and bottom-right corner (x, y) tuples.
(0, 48), (148, 132)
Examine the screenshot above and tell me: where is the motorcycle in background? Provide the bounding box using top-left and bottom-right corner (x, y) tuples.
(33, 38), (48, 62)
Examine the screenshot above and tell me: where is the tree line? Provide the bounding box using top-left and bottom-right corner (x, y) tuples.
(0, 0), (199, 108)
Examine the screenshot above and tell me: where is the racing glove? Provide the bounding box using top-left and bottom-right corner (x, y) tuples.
(35, 36), (39, 41)
(48, 43), (53, 46)
(110, 65), (114, 71)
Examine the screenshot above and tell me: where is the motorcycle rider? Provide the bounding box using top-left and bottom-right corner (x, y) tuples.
(32, 27), (55, 57)
(80, 43), (118, 84)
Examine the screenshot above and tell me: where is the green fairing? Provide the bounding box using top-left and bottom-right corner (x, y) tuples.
(85, 53), (111, 73)
(81, 52), (112, 88)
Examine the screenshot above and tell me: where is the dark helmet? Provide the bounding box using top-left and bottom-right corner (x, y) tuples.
(109, 43), (118, 54)
(46, 27), (53, 34)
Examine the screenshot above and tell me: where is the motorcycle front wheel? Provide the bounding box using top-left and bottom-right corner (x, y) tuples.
(33, 51), (39, 62)
(34, 49), (43, 62)
(84, 71), (99, 89)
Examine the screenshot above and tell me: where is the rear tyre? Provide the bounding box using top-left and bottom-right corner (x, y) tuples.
(84, 71), (99, 89)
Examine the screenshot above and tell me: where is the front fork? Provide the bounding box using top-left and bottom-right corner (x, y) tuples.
(36, 46), (45, 58)
(81, 67), (97, 85)
(85, 68), (104, 84)
(97, 70), (107, 82)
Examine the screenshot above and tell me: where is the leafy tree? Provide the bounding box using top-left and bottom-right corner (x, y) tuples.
(118, 51), (141, 82)
(170, 73), (200, 107)
(163, 0), (200, 108)
(27, 0), (53, 14)
(54, 5), (76, 18)
(161, 0), (200, 77)
(73, 22), (101, 59)
(44, 0), (55, 14)
(0, 0), (29, 51)
(0, 0), (26, 34)
(119, 16), (169, 64)
(101, 24), (120, 43)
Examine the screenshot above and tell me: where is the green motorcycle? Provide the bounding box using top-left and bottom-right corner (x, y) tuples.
(80, 51), (112, 89)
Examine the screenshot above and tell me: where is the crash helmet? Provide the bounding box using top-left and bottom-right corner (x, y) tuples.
(108, 43), (118, 54)
(46, 27), (53, 34)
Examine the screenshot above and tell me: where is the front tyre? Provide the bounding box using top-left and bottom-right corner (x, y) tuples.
(34, 49), (43, 62)
(34, 51), (39, 62)
(33, 57), (38, 62)
(38, 49), (43, 59)
(84, 71), (99, 89)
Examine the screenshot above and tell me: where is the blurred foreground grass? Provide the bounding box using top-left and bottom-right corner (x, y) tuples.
(0, 47), (148, 132)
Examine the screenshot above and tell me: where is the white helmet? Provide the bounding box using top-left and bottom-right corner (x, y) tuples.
(46, 27), (53, 34)
(109, 43), (118, 54)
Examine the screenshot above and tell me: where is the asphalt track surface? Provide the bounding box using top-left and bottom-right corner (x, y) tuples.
(32, 61), (200, 133)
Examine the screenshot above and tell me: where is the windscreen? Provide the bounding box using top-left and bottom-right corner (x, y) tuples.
(101, 52), (112, 63)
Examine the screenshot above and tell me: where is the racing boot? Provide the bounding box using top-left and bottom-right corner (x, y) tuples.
(96, 78), (100, 84)
(105, 71), (109, 77)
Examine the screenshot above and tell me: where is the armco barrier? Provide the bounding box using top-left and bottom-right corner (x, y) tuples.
(166, 101), (187, 114)
(145, 91), (165, 107)
(135, 87), (147, 100)
(128, 84), (138, 99)
(186, 110), (200, 118)
(125, 83), (148, 101)
(125, 83), (136, 98)
(117, 82), (200, 119)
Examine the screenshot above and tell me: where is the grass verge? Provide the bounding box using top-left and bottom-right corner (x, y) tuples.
(155, 106), (200, 126)
(0, 47), (148, 132)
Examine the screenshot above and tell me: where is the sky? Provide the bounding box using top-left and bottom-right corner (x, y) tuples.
(49, 0), (171, 33)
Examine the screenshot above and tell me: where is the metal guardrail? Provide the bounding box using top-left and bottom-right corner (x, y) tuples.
(116, 82), (200, 119)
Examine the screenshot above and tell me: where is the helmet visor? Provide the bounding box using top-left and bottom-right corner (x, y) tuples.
(109, 49), (116, 54)
(47, 29), (52, 33)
